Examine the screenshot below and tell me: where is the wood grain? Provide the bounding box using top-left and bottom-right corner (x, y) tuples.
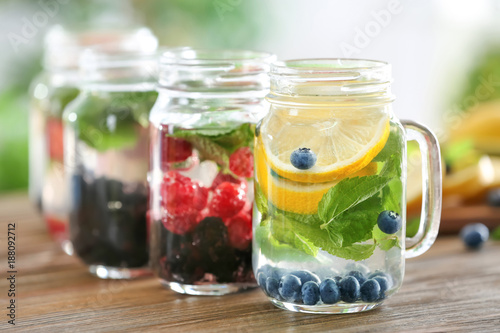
(1, 193), (500, 332)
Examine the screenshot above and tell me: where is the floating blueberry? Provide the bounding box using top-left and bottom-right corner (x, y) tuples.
(266, 277), (281, 299)
(279, 274), (302, 302)
(339, 276), (360, 303)
(347, 270), (367, 285)
(377, 210), (402, 234)
(319, 278), (340, 304)
(360, 279), (381, 302)
(291, 270), (321, 284)
(460, 223), (489, 249)
(290, 148), (317, 170)
(301, 281), (321, 305)
(487, 188), (500, 207)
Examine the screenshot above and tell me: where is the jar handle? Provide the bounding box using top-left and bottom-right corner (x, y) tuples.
(402, 120), (442, 258)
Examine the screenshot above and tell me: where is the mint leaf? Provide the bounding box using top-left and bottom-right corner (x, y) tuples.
(325, 196), (381, 247)
(173, 123), (254, 153)
(373, 130), (403, 162)
(255, 183), (268, 218)
(269, 213), (319, 257)
(373, 225), (400, 251)
(377, 238), (399, 251)
(254, 225), (318, 262)
(180, 135), (230, 167)
(329, 243), (376, 261)
(382, 179), (403, 213)
(318, 175), (391, 228)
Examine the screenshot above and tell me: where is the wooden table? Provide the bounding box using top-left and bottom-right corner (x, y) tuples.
(1, 193), (499, 332)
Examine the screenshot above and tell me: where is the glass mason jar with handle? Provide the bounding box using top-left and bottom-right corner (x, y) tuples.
(149, 48), (276, 295)
(63, 44), (159, 279)
(29, 25), (158, 254)
(253, 59), (442, 313)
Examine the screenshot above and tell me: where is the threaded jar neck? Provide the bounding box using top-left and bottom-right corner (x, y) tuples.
(158, 48), (276, 98)
(268, 58), (394, 107)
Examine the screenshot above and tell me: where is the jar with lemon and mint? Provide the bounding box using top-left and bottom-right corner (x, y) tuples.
(253, 59), (442, 313)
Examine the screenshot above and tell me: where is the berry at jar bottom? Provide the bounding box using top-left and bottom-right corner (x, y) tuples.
(256, 267), (392, 305)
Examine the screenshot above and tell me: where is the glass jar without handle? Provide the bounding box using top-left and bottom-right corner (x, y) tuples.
(63, 43), (160, 279)
(29, 25), (158, 255)
(149, 48), (276, 295)
(253, 59), (442, 313)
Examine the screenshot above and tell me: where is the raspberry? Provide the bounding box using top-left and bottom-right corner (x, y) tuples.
(161, 136), (193, 163)
(211, 171), (244, 190)
(226, 212), (252, 250)
(209, 182), (247, 218)
(193, 186), (209, 211)
(162, 210), (198, 235)
(46, 118), (64, 162)
(160, 171), (209, 234)
(161, 172), (196, 215)
(229, 147), (254, 178)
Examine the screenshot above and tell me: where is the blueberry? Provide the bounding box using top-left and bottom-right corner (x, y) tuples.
(460, 223), (489, 249)
(257, 271), (267, 288)
(339, 276), (360, 303)
(347, 270), (366, 285)
(333, 276), (343, 283)
(360, 279), (381, 302)
(377, 210), (402, 234)
(290, 148), (317, 170)
(268, 267), (288, 281)
(290, 270), (320, 284)
(373, 276), (389, 299)
(279, 274), (302, 302)
(368, 271), (393, 287)
(319, 278), (340, 304)
(266, 277), (281, 299)
(372, 276), (389, 291)
(301, 281), (321, 305)
(487, 188), (500, 207)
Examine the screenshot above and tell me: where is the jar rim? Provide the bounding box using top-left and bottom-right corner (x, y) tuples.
(43, 25), (158, 71)
(160, 47), (276, 67)
(270, 58), (390, 82)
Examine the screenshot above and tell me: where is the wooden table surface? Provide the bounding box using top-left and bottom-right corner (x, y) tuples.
(1, 193), (499, 332)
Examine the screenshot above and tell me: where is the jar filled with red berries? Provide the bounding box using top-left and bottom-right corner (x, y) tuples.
(149, 48), (275, 295)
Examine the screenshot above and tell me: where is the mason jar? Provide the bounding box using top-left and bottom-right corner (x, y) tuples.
(253, 59), (442, 313)
(29, 25), (157, 254)
(63, 44), (159, 279)
(149, 48), (276, 295)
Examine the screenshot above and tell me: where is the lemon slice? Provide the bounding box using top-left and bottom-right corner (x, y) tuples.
(256, 137), (378, 214)
(261, 109), (390, 183)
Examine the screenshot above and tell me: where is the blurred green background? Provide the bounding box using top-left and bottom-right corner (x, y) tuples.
(0, 0), (266, 192)
(2, 0), (500, 193)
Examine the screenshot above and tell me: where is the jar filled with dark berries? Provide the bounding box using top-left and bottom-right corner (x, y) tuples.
(63, 42), (159, 279)
(149, 48), (275, 295)
(29, 26), (157, 255)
